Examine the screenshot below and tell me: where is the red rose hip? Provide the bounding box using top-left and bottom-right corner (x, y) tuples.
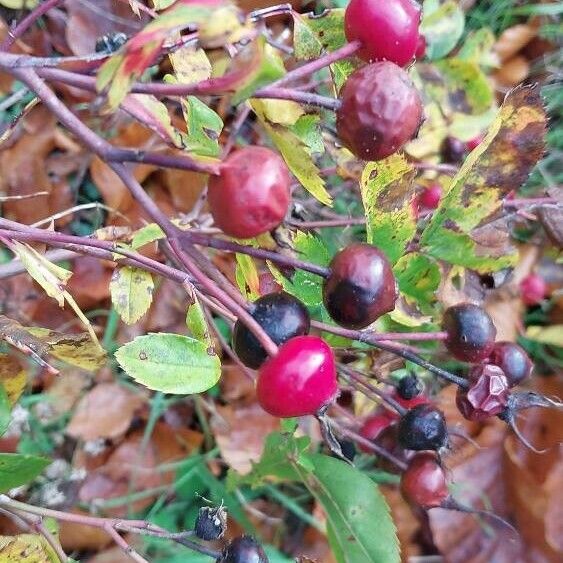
(345, 0), (422, 66)
(520, 273), (548, 306)
(401, 452), (449, 509)
(323, 243), (398, 329)
(359, 411), (395, 452)
(208, 146), (290, 239)
(256, 336), (338, 418)
(336, 62), (423, 161)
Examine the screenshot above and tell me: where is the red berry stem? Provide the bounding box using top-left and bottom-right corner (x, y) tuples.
(313, 320), (469, 388)
(265, 40), (363, 88)
(330, 418), (407, 470)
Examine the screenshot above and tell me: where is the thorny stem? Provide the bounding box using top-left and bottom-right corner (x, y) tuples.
(0, 0), (64, 51)
(0, 495), (222, 561)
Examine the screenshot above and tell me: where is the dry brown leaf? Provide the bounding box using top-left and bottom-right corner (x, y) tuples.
(494, 22), (539, 62)
(66, 382), (144, 441)
(161, 166), (208, 212)
(45, 369), (92, 417)
(59, 509), (112, 552)
(66, 256), (113, 310)
(212, 402), (280, 474)
(493, 56), (531, 89)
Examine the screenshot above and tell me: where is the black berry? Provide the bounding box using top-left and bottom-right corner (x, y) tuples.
(195, 505), (227, 541)
(443, 303), (496, 362)
(398, 404), (447, 451)
(233, 292), (310, 369)
(396, 373), (423, 401)
(336, 62), (423, 161)
(440, 136), (466, 164)
(323, 243), (398, 329)
(217, 535), (269, 563)
(489, 342), (533, 387)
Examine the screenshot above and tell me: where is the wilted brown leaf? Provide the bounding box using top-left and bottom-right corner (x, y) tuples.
(45, 369), (91, 418)
(59, 509), (112, 552)
(494, 22), (539, 63)
(66, 382), (144, 441)
(161, 165), (208, 212)
(493, 56), (530, 89)
(66, 256), (112, 310)
(212, 402), (280, 475)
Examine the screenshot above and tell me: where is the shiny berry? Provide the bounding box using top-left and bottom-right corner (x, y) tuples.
(466, 134), (484, 152)
(396, 373), (424, 401)
(217, 535), (268, 563)
(359, 411), (395, 452)
(400, 452), (449, 509)
(418, 184), (442, 210)
(208, 146), (290, 238)
(440, 136), (466, 164)
(489, 341), (533, 387)
(520, 273), (547, 306)
(443, 303), (496, 362)
(398, 404), (447, 451)
(195, 506), (227, 541)
(336, 62), (423, 161)
(456, 364), (510, 421)
(344, 0), (422, 66)
(233, 292), (310, 369)
(415, 34), (427, 59)
(256, 336), (338, 418)
(323, 243), (398, 329)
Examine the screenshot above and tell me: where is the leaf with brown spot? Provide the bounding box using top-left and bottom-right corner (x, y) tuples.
(0, 354), (26, 406)
(420, 85), (547, 271)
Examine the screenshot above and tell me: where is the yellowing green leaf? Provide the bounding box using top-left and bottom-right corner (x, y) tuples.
(0, 534), (59, 563)
(169, 46), (212, 83)
(0, 1), (38, 8)
(360, 155), (417, 264)
(235, 253), (260, 300)
(110, 267), (154, 325)
(115, 333), (220, 394)
(186, 294), (213, 347)
(0, 354), (26, 406)
(526, 325), (563, 347)
(260, 99), (305, 126)
(420, 85), (547, 271)
(421, 0), (465, 60)
(131, 223), (165, 249)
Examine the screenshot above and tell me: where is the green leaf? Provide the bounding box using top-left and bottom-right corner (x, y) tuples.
(305, 455), (399, 563)
(393, 253), (440, 311)
(182, 96), (223, 157)
(0, 453), (50, 493)
(235, 253), (260, 300)
(131, 223), (165, 249)
(289, 114), (325, 154)
(110, 267), (155, 325)
(0, 384), (10, 437)
(421, 0), (465, 60)
(292, 9), (357, 91)
(268, 231), (329, 307)
(457, 28), (498, 68)
(420, 85), (547, 271)
(115, 333), (221, 394)
(185, 294), (213, 347)
(360, 155), (417, 264)
(252, 101), (332, 206)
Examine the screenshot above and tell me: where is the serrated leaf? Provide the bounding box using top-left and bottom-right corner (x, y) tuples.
(0, 385), (10, 437)
(292, 9), (357, 91)
(360, 155), (417, 264)
(186, 294), (213, 347)
(110, 267), (155, 325)
(420, 85), (547, 271)
(0, 453), (50, 493)
(0, 354), (26, 406)
(182, 95), (223, 157)
(421, 0), (465, 60)
(305, 455), (399, 563)
(289, 115), (324, 154)
(131, 223), (165, 249)
(0, 534), (60, 563)
(252, 100), (331, 206)
(393, 253), (440, 311)
(115, 333), (220, 394)
(268, 231), (329, 306)
(235, 253), (260, 300)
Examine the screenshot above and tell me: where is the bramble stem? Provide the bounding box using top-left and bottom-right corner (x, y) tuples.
(253, 87), (341, 111)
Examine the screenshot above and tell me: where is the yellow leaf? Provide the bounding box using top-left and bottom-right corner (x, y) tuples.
(0, 355), (26, 406)
(526, 325), (563, 347)
(0, 534), (60, 562)
(169, 46), (211, 84)
(260, 99), (305, 126)
(110, 267), (155, 325)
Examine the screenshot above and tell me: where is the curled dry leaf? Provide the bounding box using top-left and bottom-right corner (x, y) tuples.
(212, 402), (280, 475)
(66, 382), (145, 441)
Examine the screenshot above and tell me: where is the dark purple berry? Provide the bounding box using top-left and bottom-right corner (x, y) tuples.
(217, 535), (269, 563)
(396, 373), (423, 401)
(336, 62), (423, 161)
(233, 292), (310, 369)
(443, 303), (496, 362)
(489, 341), (533, 387)
(323, 243), (398, 329)
(398, 404), (448, 451)
(456, 364), (510, 421)
(195, 505), (227, 541)
(440, 136), (467, 164)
